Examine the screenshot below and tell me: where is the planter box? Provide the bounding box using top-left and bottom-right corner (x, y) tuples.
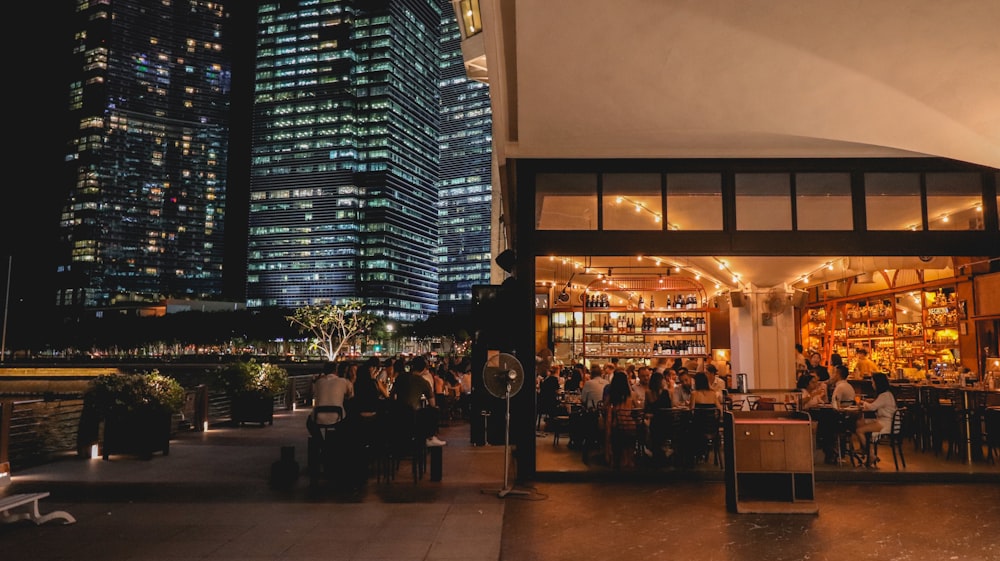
(230, 392), (275, 426)
(101, 409), (173, 460)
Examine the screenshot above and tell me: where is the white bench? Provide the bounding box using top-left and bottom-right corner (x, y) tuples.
(0, 492), (76, 525)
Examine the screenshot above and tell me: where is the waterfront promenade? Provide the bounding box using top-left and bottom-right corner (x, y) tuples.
(2, 406), (999, 560)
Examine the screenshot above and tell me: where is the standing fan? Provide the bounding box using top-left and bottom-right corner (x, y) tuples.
(481, 352), (530, 498)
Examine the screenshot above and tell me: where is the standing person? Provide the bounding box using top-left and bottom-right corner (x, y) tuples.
(603, 371), (639, 468)
(795, 343), (808, 378)
(537, 364), (563, 429)
(807, 351), (831, 384)
(632, 365), (651, 408)
(853, 348), (878, 379)
(308, 361), (353, 440)
(705, 364), (726, 397)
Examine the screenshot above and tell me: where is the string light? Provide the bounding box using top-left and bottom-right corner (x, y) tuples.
(609, 195), (679, 230)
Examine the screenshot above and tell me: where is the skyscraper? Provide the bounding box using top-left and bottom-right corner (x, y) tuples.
(246, 0), (446, 322)
(436, 2), (493, 316)
(55, 1), (233, 310)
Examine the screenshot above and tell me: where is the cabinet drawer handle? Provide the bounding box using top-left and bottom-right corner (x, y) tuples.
(744, 431), (751, 436)
(768, 431), (775, 436)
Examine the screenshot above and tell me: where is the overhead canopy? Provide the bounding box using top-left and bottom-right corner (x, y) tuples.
(480, 0), (1000, 169)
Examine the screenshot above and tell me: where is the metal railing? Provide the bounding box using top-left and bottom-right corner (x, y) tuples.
(0, 375), (315, 472)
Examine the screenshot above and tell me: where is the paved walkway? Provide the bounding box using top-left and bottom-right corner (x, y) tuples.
(2, 407), (998, 560)
(2, 408), (507, 561)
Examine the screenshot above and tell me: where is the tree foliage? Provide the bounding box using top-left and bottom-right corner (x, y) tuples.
(285, 300), (375, 361)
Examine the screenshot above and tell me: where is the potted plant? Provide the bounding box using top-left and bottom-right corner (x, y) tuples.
(78, 371), (186, 460)
(212, 359), (289, 426)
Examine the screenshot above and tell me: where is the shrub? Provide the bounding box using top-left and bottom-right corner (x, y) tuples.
(212, 359), (289, 396)
(85, 371), (186, 416)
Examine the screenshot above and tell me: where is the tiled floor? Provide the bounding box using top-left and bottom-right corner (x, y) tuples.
(2, 407), (997, 560)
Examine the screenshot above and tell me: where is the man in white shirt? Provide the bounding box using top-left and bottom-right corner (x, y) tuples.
(580, 364), (610, 409)
(830, 364), (856, 407)
(309, 361), (353, 440)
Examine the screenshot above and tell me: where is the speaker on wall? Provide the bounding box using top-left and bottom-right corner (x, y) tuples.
(791, 290), (808, 308)
(730, 291), (746, 308)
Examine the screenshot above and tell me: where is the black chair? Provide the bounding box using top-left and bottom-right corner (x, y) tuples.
(648, 408), (689, 467)
(871, 407), (907, 470)
(577, 405), (604, 465)
(689, 407), (723, 468)
(984, 407), (999, 465)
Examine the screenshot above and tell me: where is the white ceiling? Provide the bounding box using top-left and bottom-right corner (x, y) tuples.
(477, 2), (996, 290)
(480, 0), (1000, 169)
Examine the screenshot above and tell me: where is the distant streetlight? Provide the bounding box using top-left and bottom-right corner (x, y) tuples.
(385, 323), (394, 354)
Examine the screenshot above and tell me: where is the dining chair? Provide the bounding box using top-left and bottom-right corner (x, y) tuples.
(689, 408), (723, 468)
(871, 407), (907, 470)
(985, 407), (999, 465)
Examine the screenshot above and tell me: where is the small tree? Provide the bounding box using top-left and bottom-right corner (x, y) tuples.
(286, 300), (375, 360)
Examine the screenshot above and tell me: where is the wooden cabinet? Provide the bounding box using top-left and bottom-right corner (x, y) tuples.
(724, 411), (817, 514)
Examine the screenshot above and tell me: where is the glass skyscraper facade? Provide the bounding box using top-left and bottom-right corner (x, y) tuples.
(247, 0), (452, 322)
(55, 0), (232, 310)
(436, 3), (492, 316)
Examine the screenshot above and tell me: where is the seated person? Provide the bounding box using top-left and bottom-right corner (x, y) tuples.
(854, 373), (897, 466)
(830, 364), (856, 407)
(308, 361), (353, 440)
(796, 372), (827, 411)
(690, 372), (722, 410)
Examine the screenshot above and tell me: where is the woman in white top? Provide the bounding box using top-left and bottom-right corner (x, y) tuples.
(854, 372), (896, 466)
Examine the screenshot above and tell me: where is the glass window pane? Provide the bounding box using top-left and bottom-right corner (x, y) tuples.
(795, 173), (853, 230)
(666, 174), (722, 230)
(926, 173), (983, 231)
(735, 174), (791, 230)
(602, 173), (662, 230)
(535, 174), (598, 230)
(864, 173), (922, 230)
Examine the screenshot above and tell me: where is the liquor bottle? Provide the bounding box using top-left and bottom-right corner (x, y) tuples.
(664, 294), (672, 308)
(638, 295), (645, 310)
(649, 294), (655, 309)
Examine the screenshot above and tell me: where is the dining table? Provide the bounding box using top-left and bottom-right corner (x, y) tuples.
(809, 404), (866, 465)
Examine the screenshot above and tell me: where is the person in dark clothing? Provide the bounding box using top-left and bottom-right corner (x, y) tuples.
(537, 365), (563, 428)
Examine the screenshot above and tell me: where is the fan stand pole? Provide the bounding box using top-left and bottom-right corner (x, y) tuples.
(495, 384), (529, 498)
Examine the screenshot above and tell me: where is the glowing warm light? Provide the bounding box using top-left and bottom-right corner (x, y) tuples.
(941, 215), (950, 223)
(635, 203), (642, 212)
(826, 262), (834, 270)
(615, 196), (624, 204)
(91, 444), (100, 458)
(203, 421), (209, 431)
